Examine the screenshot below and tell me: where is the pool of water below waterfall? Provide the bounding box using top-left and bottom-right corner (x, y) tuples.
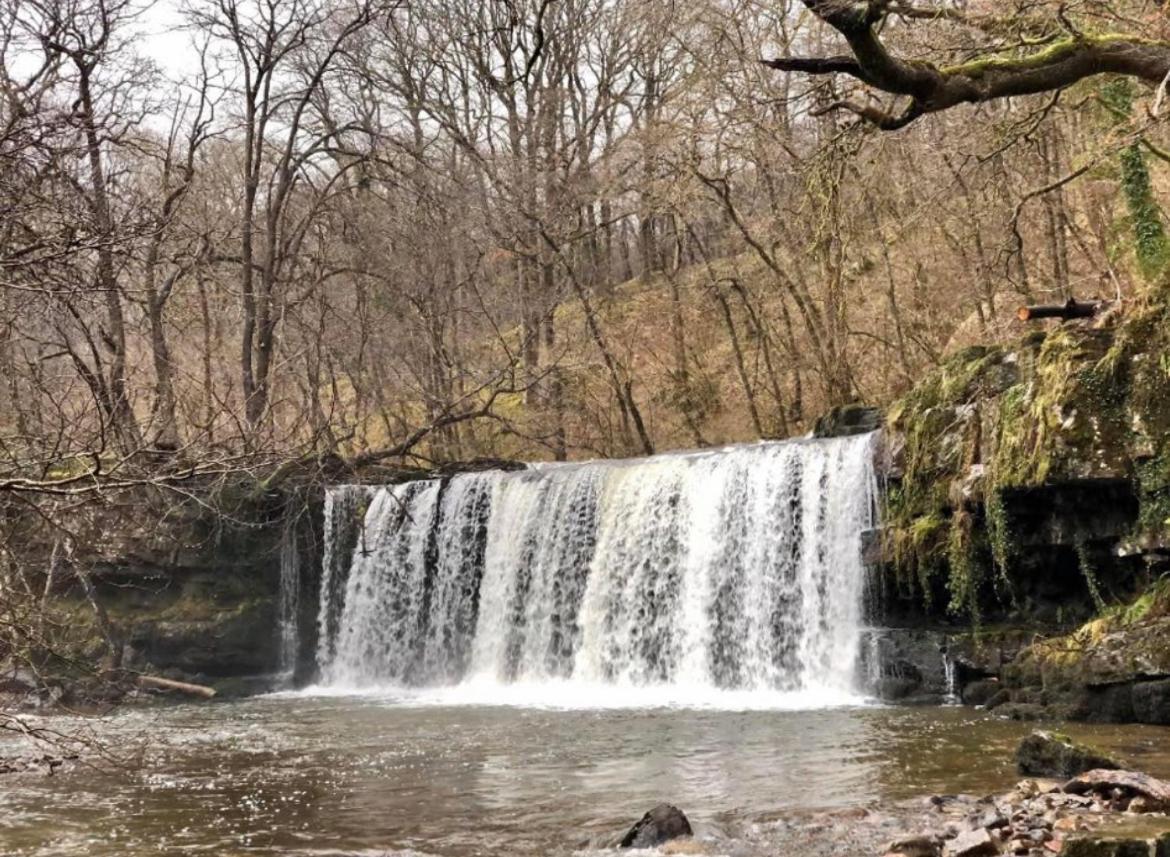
(3, 694), (1170, 857)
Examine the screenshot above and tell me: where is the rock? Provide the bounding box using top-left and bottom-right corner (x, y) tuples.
(1016, 780), (1042, 798)
(878, 676), (928, 701)
(962, 679), (1003, 707)
(813, 404), (882, 438)
(1132, 679), (1170, 726)
(1061, 838), (1152, 857)
(979, 811), (1009, 830)
(984, 690), (1012, 711)
(943, 828), (998, 857)
(1063, 769), (1170, 807)
(620, 804), (693, 849)
(1126, 796), (1154, 814)
(1017, 732), (1120, 778)
(1156, 831), (1170, 857)
(886, 834), (942, 857)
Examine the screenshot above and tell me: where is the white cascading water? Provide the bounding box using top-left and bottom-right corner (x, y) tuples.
(277, 515), (301, 675)
(315, 434), (878, 703)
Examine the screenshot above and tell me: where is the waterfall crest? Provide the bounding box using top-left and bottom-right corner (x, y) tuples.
(316, 434), (878, 700)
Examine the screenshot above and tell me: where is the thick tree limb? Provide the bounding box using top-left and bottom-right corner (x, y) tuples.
(764, 1), (1170, 129)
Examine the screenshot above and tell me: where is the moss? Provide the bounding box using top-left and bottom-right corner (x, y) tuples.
(1102, 577), (1170, 627)
(886, 290), (1170, 620)
(992, 327), (1131, 487)
(885, 346), (1011, 614)
(1098, 77), (1170, 282)
(942, 34), (1168, 80)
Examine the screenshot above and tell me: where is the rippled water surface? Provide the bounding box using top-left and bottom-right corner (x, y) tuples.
(3, 695), (1170, 856)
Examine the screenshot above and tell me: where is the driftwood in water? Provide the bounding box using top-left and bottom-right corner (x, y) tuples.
(136, 674), (216, 698)
(1017, 299), (1105, 322)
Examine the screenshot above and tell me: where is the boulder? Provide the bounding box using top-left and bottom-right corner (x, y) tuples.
(620, 804), (693, 849)
(943, 828), (997, 857)
(1063, 769), (1170, 808)
(961, 679), (1002, 707)
(983, 689), (1011, 711)
(1062, 838), (1154, 857)
(813, 404), (882, 438)
(1016, 731), (1120, 778)
(1132, 679), (1170, 725)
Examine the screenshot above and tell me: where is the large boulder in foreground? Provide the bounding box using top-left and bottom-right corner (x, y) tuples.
(1016, 731), (1120, 778)
(1063, 769), (1170, 808)
(620, 804), (693, 849)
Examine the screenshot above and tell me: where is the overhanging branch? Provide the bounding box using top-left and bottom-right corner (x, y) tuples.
(765, 1), (1170, 130)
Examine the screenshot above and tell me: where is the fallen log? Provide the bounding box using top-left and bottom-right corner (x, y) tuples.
(136, 674), (216, 698)
(1017, 299), (1105, 322)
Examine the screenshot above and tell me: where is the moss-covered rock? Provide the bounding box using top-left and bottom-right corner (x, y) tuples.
(1016, 730), (1120, 778)
(882, 291), (1170, 623)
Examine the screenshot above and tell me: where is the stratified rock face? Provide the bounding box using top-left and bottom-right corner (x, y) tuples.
(1016, 731), (1120, 779)
(124, 590), (279, 678)
(620, 804), (693, 849)
(879, 297), (1170, 633)
(1002, 583), (1170, 723)
(860, 628), (950, 702)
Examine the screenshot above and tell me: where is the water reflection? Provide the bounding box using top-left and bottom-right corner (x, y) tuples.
(2, 698), (1169, 856)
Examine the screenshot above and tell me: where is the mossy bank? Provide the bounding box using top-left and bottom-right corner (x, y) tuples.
(871, 288), (1170, 722)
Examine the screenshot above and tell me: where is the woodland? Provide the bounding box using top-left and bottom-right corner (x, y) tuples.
(2, 0), (1170, 687)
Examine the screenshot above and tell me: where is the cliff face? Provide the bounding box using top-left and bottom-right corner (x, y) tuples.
(873, 292), (1170, 720)
(1, 485), (324, 704)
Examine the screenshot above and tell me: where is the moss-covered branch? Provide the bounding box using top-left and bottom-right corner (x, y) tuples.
(763, 3), (1170, 129)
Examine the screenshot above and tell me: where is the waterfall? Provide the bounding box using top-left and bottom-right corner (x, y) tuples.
(315, 434), (878, 701)
(277, 515), (301, 675)
(942, 648), (959, 704)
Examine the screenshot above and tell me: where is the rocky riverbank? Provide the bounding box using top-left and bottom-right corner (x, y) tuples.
(846, 292), (1170, 726)
(618, 733), (1170, 857)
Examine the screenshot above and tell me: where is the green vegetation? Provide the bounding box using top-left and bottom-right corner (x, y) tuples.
(885, 289), (1170, 621)
(1099, 77), (1170, 281)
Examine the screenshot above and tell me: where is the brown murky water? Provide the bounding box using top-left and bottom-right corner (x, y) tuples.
(2, 695), (1169, 856)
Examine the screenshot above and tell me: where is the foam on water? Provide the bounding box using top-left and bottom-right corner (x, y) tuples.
(313, 435), (879, 708)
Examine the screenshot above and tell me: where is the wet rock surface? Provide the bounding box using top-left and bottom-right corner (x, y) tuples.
(871, 771), (1170, 857)
(620, 803), (694, 849)
(630, 769), (1170, 857)
(813, 404), (883, 438)
(1017, 732), (1120, 779)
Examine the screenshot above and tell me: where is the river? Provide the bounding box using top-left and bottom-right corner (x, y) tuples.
(3, 695), (1170, 856)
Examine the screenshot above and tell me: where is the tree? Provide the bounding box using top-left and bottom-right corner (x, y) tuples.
(187, 0), (394, 434)
(763, 2), (1170, 130)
